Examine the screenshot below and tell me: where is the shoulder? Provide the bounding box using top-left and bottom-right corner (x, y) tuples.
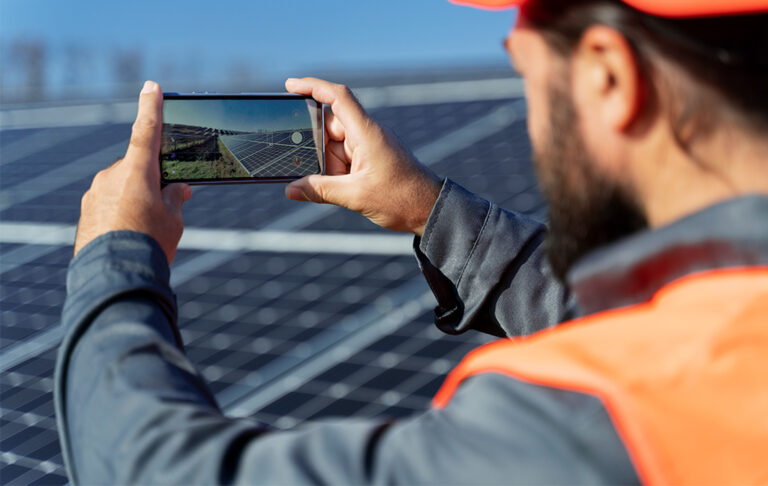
(377, 372), (640, 485)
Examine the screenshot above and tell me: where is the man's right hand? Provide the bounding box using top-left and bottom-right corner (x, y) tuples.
(285, 77), (441, 236)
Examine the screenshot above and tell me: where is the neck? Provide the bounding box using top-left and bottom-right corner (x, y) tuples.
(638, 124), (768, 228)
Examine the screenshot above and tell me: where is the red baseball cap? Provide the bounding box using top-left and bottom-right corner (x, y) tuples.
(450, 0), (768, 17)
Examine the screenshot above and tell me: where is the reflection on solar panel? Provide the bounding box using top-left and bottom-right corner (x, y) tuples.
(0, 79), (542, 485)
(220, 130), (319, 177)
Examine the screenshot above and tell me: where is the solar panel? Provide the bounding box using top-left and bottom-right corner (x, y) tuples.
(249, 311), (491, 427)
(1, 348), (66, 485)
(219, 130), (318, 177)
(0, 82), (541, 485)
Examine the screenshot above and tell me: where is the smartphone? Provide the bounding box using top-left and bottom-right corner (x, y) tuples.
(160, 93), (324, 184)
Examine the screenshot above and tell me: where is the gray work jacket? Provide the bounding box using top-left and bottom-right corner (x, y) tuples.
(55, 178), (768, 484)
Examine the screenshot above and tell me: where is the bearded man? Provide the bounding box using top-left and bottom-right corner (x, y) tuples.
(56, 0), (768, 484)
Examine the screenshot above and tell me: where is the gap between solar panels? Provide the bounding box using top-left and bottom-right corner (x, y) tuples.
(0, 98), (526, 376)
(0, 223), (414, 255)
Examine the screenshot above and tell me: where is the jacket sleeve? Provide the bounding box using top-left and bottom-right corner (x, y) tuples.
(55, 232), (636, 484)
(414, 179), (575, 337)
(54, 231), (636, 485)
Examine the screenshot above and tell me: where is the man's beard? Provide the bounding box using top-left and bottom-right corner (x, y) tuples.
(534, 83), (648, 282)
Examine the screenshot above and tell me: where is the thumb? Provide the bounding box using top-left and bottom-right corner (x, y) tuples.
(162, 183), (192, 212)
(286, 174), (352, 206)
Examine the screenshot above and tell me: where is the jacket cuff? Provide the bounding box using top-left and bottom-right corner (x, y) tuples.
(62, 230), (178, 341)
(66, 231), (169, 292)
(414, 179), (492, 334)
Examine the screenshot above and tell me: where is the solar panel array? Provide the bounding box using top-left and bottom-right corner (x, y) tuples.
(220, 130), (319, 177)
(0, 79), (545, 485)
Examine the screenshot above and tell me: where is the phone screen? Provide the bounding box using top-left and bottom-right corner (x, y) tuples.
(160, 94), (324, 184)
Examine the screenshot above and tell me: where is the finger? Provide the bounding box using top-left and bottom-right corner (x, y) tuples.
(286, 78), (368, 138)
(126, 81), (163, 175)
(285, 173), (354, 206)
(162, 183), (192, 212)
(323, 105), (346, 141)
(325, 141), (350, 176)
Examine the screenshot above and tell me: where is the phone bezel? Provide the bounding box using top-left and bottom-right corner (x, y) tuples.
(160, 92), (325, 185)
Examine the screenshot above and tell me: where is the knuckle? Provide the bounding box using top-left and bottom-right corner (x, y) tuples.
(92, 169), (107, 184)
(130, 120), (142, 136)
(334, 84), (352, 98)
(364, 117), (378, 135)
(133, 115), (159, 131)
(130, 121), (158, 147)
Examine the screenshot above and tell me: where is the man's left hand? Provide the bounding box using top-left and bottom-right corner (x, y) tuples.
(74, 81), (191, 264)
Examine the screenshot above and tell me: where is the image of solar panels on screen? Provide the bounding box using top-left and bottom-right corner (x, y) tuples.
(160, 94), (323, 184)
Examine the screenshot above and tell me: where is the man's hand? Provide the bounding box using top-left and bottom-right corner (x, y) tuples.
(74, 81), (191, 264)
(285, 77), (441, 236)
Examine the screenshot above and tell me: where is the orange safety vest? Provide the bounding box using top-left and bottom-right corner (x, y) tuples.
(433, 267), (768, 485)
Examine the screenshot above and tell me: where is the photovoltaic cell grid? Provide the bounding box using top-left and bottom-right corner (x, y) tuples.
(1, 89), (542, 485)
(0, 124), (129, 191)
(0, 247), (205, 350)
(220, 130), (319, 177)
(1, 348), (65, 486)
(1, 246), (70, 350)
(173, 251), (425, 401)
(250, 311), (492, 427)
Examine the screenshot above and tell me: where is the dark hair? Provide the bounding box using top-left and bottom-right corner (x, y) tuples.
(521, 0), (768, 137)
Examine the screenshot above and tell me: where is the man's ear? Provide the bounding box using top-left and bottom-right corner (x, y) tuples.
(571, 25), (644, 131)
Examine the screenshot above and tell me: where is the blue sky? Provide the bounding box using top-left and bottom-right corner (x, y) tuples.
(1, 0), (517, 99)
(164, 98), (315, 132)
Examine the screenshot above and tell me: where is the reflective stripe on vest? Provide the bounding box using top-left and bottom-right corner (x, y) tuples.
(433, 267), (768, 485)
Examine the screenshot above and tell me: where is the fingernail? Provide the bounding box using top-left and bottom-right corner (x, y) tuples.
(141, 80), (156, 94)
(285, 185), (301, 200)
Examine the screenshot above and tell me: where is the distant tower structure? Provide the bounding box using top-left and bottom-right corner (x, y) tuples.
(9, 40), (46, 101)
(112, 49), (143, 97)
(63, 43), (91, 98)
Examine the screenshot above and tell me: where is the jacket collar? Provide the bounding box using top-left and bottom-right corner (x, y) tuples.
(567, 195), (768, 316)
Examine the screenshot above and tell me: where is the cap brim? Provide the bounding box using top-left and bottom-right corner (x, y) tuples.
(450, 0), (768, 17)
(449, 0), (524, 10)
(623, 0), (768, 17)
